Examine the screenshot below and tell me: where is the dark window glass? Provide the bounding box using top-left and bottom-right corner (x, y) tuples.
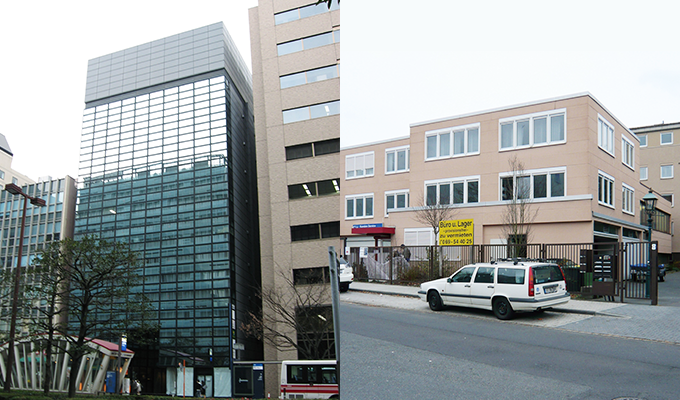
(293, 267), (330, 285)
(533, 265), (564, 284)
(467, 181), (478, 203)
(453, 182), (464, 204)
(288, 182), (317, 200)
(321, 221), (340, 238)
(314, 139), (340, 156)
(474, 267), (495, 284)
(550, 173), (565, 197)
(534, 174), (547, 198)
(439, 183), (450, 205)
(451, 266), (475, 283)
(501, 177), (514, 201)
(426, 185), (437, 206)
(317, 179), (339, 196)
(497, 268), (525, 285)
(291, 223), (320, 241)
(285, 143), (313, 160)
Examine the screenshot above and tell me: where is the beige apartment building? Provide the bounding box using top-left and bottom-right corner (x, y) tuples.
(340, 93), (672, 258)
(632, 122), (679, 261)
(249, 0), (340, 395)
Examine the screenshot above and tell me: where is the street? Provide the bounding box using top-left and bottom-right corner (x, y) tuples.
(339, 301), (680, 400)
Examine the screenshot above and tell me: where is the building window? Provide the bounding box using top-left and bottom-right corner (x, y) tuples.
(622, 184), (635, 215)
(293, 267), (330, 285)
(622, 136), (634, 170)
(385, 190), (409, 214)
(598, 171), (615, 208)
(280, 65), (339, 89)
(640, 166), (648, 181)
(639, 134), (647, 147)
(660, 132), (673, 145)
(404, 227), (435, 246)
(385, 146), (409, 174)
(275, 2), (339, 25)
(661, 164), (674, 179)
(345, 152), (374, 179)
(425, 176), (479, 206)
(288, 179), (340, 200)
(282, 100), (340, 124)
(290, 221), (340, 242)
(12, 177), (18, 185)
(277, 30), (340, 56)
(285, 139), (339, 161)
(499, 168), (565, 201)
(426, 123), (480, 159)
(661, 194), (673, 207)
(598, 115), (615, 156)
(346, 194), (374, 219)
(498, 110), (566, 151)
(0, 170), (4, 180)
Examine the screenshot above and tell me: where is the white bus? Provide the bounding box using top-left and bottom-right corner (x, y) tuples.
(280, 360), (338, 399)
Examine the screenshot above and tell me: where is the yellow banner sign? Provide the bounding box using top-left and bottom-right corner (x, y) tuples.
(438, 219), (474, 246)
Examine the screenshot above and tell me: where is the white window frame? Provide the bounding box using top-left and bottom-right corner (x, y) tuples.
(640, 166), (648, 181)
(661, 193), (674, 207)
(639, 134), (647, 147)
(660, 164), (674, 179)
(621, 135), (634, 170)
(404, 227), (435, 246)
(498, 167), (566, 201)
(498, 109), (566, 151)
(598, 171), (615, 209)
(345, 152), (374, 180)
(345, 193), (374, 220)
(660, 132), (673, 145)
(597, 114), (615, 156)
(622, 183), (635, 216)
(424, 175), (480, 206)
(425, 123), (480, 160)
(385, 189), (409, 215)
(385, 146), (410, 174)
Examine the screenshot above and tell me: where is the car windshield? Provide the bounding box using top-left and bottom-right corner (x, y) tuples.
(533, 264), (564, 284)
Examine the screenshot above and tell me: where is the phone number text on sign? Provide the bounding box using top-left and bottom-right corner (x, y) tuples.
(438, 219), (474, 246)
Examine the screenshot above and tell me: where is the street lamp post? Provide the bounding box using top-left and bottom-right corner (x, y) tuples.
(3, 183), (46, 392)
(642, 189), (658, 298)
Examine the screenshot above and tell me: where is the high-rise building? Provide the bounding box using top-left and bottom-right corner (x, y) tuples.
(0, 134), (77, 352)
(76, 23), (260, 396)
(249, 0), (340, 394)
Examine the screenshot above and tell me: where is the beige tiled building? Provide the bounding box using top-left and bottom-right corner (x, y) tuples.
(249, 0), (340, 395)
(340, 93), (672, 256)
(632, 122), (679, 261)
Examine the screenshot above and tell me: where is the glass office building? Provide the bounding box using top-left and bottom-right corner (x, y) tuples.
(76, 23), (261, 397)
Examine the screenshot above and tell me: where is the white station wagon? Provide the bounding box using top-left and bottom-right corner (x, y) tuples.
(418, 260), (570, 319)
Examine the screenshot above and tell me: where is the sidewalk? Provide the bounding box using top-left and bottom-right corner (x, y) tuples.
(349, 281), (626, 316)
(346, 281), (680, 344)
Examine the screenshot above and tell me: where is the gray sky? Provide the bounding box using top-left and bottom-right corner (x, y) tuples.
(2, 1), (679, 180)
(0, 0), (256, 181)
(341, 1), (680, 148)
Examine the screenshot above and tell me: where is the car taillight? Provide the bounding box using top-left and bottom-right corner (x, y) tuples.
(558, 266), (566, 290)
(528, 267), (534, 297)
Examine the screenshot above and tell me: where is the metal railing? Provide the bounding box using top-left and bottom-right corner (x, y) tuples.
(347, 241), (659, 303)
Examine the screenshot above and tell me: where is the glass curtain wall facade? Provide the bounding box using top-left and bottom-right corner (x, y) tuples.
(76, 23), (260, 397)
(0, 177), (77, 333)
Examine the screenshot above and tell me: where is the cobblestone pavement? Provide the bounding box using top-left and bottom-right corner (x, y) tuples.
(343, 273), (680, 345)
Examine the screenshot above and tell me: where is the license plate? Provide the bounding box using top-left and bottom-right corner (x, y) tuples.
(544, 285), (558, 294)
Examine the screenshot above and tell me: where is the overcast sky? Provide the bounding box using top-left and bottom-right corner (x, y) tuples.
(0, 0), (256, 181)
(341, 1), (680, 148)
(1, 1), (679, 181)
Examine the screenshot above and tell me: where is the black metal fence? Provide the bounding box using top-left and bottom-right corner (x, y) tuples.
(347, 241), (659, 303)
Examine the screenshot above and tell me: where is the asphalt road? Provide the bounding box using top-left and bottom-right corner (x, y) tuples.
(340, 302), (680, 400)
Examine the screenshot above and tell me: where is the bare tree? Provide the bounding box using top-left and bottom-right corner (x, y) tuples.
(241, 270), (335, 360)
(412, 193), (458, 276)
(500, 155), (538, 258)
(32, 236), (155, 397)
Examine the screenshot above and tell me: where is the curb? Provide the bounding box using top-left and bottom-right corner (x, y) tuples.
(348, 287), (627, 317)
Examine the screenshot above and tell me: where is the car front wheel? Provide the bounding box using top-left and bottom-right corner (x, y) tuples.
(428, 291), (443, 311)
(493, 297), (514, 320)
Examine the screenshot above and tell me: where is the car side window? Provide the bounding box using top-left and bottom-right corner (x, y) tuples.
(474, 267), (495, 284)
(451, 266), (476, 283)
(497, 268), (525, 285)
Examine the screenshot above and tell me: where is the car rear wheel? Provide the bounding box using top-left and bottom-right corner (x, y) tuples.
(428, 291), (443, 311)
(339, 282), (350, 292)
(493, 297), (514, 320)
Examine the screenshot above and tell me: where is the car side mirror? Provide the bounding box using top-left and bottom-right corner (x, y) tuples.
(447, 277), (452, 283)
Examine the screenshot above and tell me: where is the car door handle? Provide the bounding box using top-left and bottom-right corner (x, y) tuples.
(487, 285), (494, 289)
(465, 284), (471, 287)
